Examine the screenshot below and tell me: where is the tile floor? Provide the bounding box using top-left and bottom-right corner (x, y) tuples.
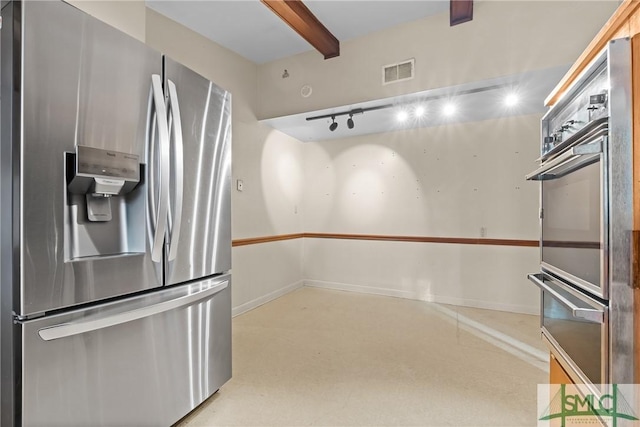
(176, 287), (547, 426)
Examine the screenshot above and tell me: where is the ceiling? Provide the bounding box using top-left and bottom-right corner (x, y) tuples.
(145, 0), (449, 64)
(145, 1), (567, 142)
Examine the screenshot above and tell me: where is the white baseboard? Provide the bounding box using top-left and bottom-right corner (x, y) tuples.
(304, 279), (419, 300)
(428, 294), (539, 315)
(233, 279), (538, 317)
(304, 279), (538, 315)
(232, 280), (304, 317)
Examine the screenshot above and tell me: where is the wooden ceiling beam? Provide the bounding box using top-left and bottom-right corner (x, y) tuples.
(450, 0), (473, 26)
(261, 0), (340, 59)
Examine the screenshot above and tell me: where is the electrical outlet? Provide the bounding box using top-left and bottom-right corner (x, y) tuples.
(236, 179), (244, 192)
(480, 227), (487, 237)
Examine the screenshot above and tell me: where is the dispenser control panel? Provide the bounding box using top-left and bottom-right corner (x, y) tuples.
(77, 146), (139, 180)
(68, 146), (140, 196)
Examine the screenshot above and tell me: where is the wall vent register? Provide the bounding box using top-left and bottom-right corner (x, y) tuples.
(382, 58), (415, 85)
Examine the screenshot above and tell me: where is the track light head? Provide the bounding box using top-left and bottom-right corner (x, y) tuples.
(329, 116), (338, 131)
(347, 115), (354, 129)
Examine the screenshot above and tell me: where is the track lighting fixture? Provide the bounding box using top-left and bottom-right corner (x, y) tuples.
(329, 116), (338, 131)
(307, 106), (377, 132)
(305, 82), (523, 133)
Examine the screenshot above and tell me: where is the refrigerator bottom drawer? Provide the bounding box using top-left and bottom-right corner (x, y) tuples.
(20, 277), (231, 427)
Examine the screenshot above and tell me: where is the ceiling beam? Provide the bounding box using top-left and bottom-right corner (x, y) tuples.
(261, 0), (340, 59)
(450, 0), (473, 26)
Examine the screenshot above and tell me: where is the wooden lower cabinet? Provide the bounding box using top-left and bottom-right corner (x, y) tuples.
(550, 353), (574, 384)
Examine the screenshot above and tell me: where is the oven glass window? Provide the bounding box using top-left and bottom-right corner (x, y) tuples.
(542, 278), (604, 385)
(542, 160), (602, 290)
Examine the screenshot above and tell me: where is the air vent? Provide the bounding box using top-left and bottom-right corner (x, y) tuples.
(382, 58), (415, 85)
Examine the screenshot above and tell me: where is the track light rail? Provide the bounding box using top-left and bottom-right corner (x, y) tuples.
(305, 83), (507, 123)
(305, 105), (390, 121)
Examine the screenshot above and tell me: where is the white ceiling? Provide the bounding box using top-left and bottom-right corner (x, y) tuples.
(145, 0), (449, 64)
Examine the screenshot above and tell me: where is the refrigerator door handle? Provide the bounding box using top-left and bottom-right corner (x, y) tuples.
(147, 81), (159, 233)
(149, 74), (170, 263)
(167, 79), (184, 262)
(37, 281), (229, 341)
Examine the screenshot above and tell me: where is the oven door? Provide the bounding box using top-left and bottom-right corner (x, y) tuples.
(526, 136), (607, 298)
(528, 273), (608, 394)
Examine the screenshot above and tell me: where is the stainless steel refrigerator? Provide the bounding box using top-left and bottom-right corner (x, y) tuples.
(0, 1), (232, 425)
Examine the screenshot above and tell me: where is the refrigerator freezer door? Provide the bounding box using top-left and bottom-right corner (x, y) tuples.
(164, 58), (232, 285)
(20, 275), (232, 427)
(19, 1), (163, 316)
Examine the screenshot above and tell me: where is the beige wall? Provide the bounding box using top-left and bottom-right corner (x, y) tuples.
(257, 1), (618, 119)
(303, 114), (540, 238)
(64, 0), (146, 42)
(302, 114), (542, 313)
(304, 240), (539, 313)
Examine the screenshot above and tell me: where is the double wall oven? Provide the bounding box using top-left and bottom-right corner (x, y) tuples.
(526, 38), (634, 394)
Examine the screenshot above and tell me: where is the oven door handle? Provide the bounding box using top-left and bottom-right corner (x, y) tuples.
(527, 274), (604, 322)
(525, 138), (603, 181)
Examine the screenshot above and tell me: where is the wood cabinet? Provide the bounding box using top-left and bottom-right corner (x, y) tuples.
(549, 354), (574, 385)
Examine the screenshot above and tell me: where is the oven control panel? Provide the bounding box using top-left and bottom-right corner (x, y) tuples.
(541, 63), (608, 158)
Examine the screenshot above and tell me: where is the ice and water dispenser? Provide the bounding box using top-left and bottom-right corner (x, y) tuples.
(64, 145), (145, 261)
